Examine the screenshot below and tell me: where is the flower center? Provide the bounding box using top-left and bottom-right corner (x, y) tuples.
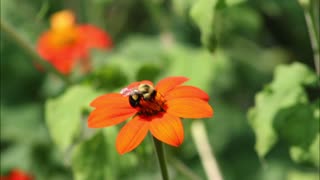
(130, 91), (167, 117)
(48, 10), (79, 48)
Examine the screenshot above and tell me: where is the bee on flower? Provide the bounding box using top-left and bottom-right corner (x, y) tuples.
(88, 76), (214, 154)
(36, 10), (113, 74)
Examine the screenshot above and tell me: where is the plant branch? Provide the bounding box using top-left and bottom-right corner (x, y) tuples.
(168, 156), (201, 180)
(191, 121), (223, 180)
(300, 0), (320, 75)
(0, 19), (70, 84)
(153, 136), (169, 180)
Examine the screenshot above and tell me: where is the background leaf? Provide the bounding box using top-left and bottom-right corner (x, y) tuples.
(45, 85), (101, 152)
(248, 62), (318, 160)
(190, 0), (245, 51)
(71, 128), (138, 180)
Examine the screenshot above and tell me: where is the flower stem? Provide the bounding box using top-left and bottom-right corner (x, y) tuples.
(0, 19), (71, 84)
(153, 136), (169, 180)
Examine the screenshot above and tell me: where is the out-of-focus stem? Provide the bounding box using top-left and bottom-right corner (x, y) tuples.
(300, 0), (320, 75)
(0, 19), (70, 84)
(78, 0), (87, 23)
(153, 136), (169, 180)
(168, 156), (201, 180)
(305, 11), (320, 75)
(191, 121), (223, 180)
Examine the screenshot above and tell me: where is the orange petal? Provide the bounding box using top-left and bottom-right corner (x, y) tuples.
(50, 10), (75, 32)
(156, 76), (189, 95)
(78, 25), (113, 49)
(88, 108), (136, 128)
(116, 116), (149, 154)
(166, 98), (214, 118)
(165, 85), (209, 101)
(36, 32), (82, 74)
(150, 113), (184, 147)
(90, 93), (131, 108)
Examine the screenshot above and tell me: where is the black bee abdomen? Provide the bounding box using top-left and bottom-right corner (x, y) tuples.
(129, 94), (141, 107)
(150, 90), (157, 99)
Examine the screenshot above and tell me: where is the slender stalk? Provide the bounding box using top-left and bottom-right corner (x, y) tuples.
(0, 19), (70, 84)
(305, 11), (320, 75)
(191, 121), (223, 180)
(300, 0), (320, 75)
(311, 0), (319, 39)
(153, 136), (169, 180)
(168, 156), (201, 180)
(78, 0), (87, 23)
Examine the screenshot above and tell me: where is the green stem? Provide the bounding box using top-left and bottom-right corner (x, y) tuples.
(191, 121), (222, 180)
(78, 0), (87, 23)
(168, 156), (201, 180)
(299, 0), (320, 75)
(153, 136), (169, 180)
(0, 19), (71, 84)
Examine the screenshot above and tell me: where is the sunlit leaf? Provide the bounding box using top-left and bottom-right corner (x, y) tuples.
(248, 62), (318, 159)
(45, 85), (101, 152)
(190, 0), (219, 51)
(165, 44), (217, 91)
(190, 0), (245, 51)
(287, 169), (318, 180)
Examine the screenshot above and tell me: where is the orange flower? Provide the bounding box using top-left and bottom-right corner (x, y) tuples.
(88, 76), (214, 154)
(0, 169), (33, 180)
(36, 10), (112, 74)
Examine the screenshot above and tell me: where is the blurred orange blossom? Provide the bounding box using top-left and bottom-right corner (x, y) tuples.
(0, 169), (34, 180)
(36, 10), (112, 74)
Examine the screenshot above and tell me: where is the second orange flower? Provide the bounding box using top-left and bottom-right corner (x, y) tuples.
(36, 10), (113, 74)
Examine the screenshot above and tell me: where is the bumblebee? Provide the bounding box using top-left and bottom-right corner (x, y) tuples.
(129, 84), (157, 107)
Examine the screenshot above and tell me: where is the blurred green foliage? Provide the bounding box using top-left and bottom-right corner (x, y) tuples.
(1, 0), (319, 180)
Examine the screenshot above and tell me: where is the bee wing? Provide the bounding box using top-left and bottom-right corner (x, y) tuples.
(120, 87), (140, 96)
(120, 88), (132, 96)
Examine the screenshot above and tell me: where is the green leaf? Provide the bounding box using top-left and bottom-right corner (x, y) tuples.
(190, 0), (245, 51)
(0, 103), (47, 143)
(273, 100), (319, 167)
(290, 134), (320, 168)
(247, 62), (318, 159)
(45, 85), (101, 152)
(85, 65), (128, 90)
(71, 132), (110, 180)
(136, 64), (162, 82)
(287, 169), (319, 180)
(71, 129), (138, 180)
(190, 0), (219, 51)
(273, 104), (318, 148)
(165, 45), (219, 91)
(91, 36), (166, 83)
(0, 144), (33, 172)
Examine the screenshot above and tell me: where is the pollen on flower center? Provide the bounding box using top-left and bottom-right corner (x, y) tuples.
(136, 92), (167, 117)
